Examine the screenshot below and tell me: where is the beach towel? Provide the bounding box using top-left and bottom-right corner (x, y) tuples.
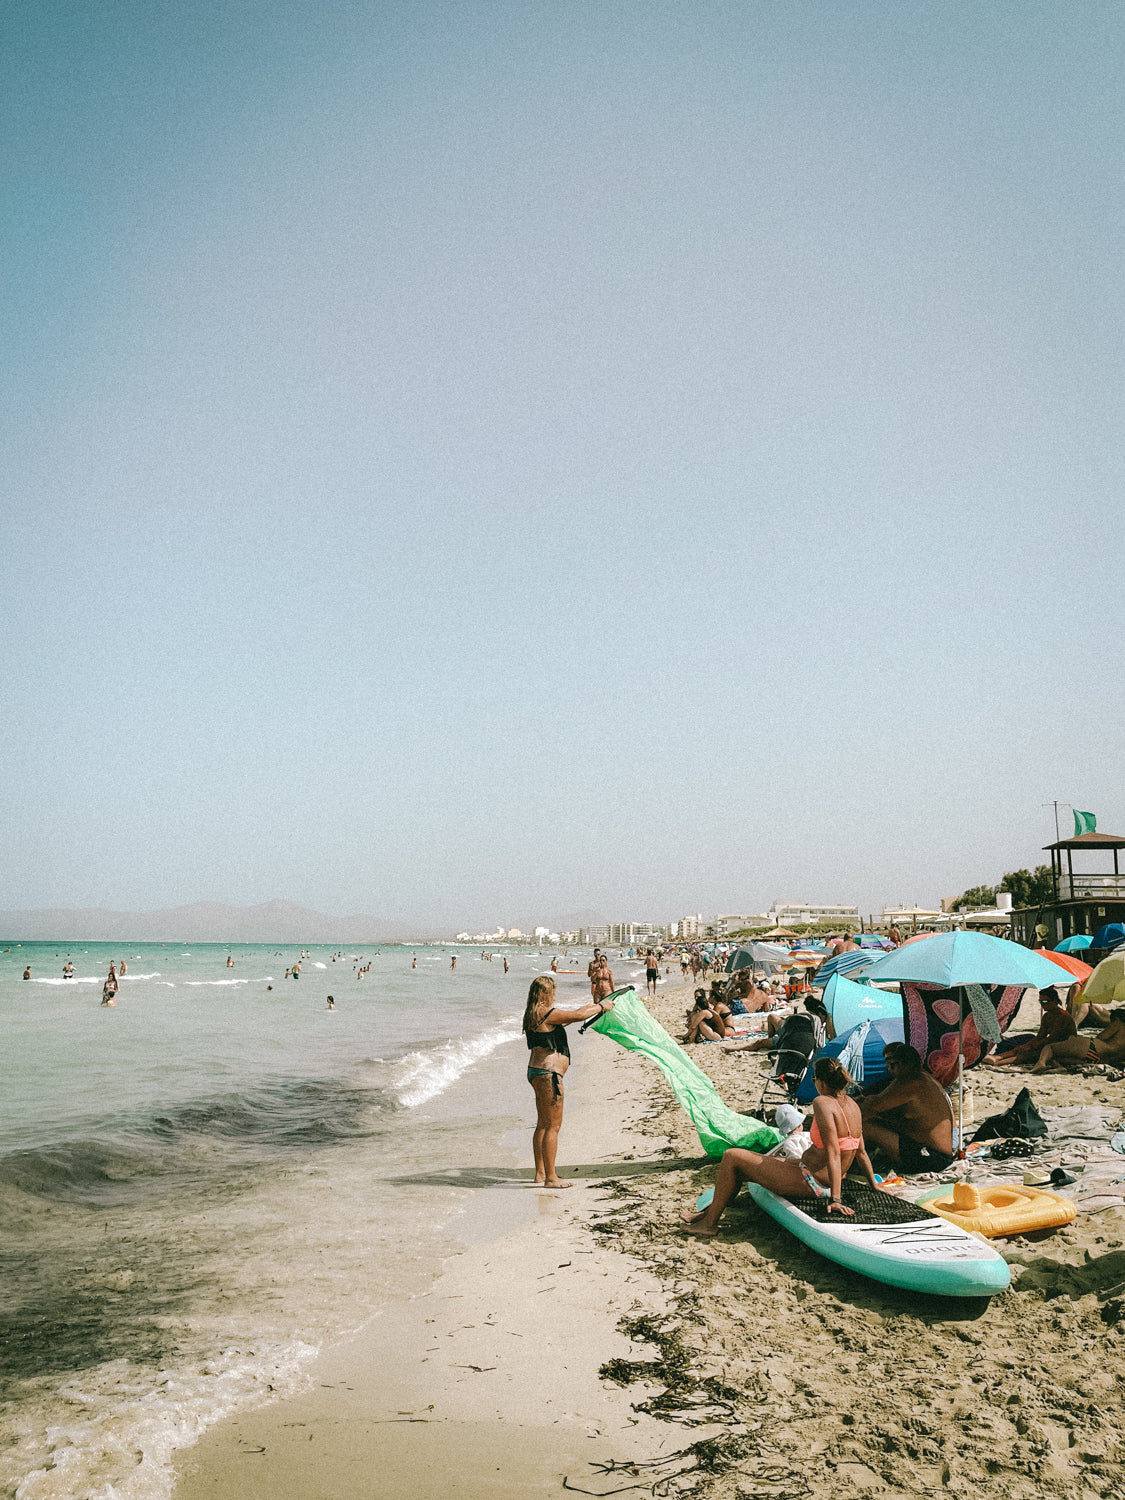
(587, 988), (780, 1158)
(900, 982), (1025, 1085)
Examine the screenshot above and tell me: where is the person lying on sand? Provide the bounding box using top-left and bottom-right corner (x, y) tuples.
(985, 988), (1075, 1068)
(680, 1057), (880, 1234)
(1031, 1008), (1125, 1073)
(860, 1043), (957, 1173)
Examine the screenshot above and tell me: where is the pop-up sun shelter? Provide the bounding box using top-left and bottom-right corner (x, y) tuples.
(795, 1015), (904, 1103)
(821, 972), (900, 1034)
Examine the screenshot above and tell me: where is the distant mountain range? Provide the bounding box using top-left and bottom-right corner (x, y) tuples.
(0, 900), (433, 944)
(0, 900), (612, 943)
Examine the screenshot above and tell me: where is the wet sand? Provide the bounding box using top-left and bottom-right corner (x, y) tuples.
(176, 977), (1125, 1498)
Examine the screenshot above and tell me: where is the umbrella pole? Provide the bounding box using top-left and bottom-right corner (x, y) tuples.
(957, 991), (966, 1160)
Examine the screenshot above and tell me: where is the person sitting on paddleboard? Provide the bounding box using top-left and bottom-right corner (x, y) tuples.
(680, 1056), (880, 1235)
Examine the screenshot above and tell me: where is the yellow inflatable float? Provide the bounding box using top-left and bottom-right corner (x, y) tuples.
(918, 1181), (1076, 1238)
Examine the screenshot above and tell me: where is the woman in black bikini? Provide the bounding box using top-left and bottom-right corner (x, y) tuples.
(522, 974), (615, 1189)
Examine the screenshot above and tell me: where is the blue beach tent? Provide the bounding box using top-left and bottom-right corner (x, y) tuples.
(1093, 923), (1125, 952)
(795, 1016), (905, 1103)
(822, 973), (900, 1035)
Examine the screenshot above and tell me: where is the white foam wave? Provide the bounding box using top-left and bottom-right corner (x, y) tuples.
(12, 1340), (317, 1500)
(393, 1024), (520, 1108)
(184, 979), (249, 987)
(313, 962), (327, 969)
(32, 977), (100, 986)
(120, 973), (161, 981)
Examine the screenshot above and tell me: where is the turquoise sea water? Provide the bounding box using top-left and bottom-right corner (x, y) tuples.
(0, 941), (596, 1500)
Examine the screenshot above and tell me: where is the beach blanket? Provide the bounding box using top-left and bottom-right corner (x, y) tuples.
(900, 982), (1025, 1085)
(588, 988), (780, 1158)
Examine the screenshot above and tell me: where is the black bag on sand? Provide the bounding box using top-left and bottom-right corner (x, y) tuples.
(969, 1086), (1047, 1144)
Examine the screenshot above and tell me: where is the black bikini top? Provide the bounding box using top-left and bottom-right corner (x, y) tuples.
(525, 1021), (570, 1058)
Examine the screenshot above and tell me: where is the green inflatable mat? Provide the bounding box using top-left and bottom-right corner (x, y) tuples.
(586, 987), (780, 1158)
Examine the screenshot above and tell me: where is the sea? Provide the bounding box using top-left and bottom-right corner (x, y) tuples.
(0, 941), (610, 1500)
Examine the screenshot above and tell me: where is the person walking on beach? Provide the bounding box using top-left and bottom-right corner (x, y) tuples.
(523, 974), (615, 1189)
(645, 948), (659, 997)
(590, 953), (615, 1004)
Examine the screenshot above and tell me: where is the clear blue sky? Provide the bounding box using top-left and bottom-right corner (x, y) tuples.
(4, 1), (1123, 927)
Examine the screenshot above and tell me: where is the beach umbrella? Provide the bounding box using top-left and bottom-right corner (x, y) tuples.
(1080, 956), (1125, 1006)
(795, 1016), (905, 1103)
(812, 948), (878, 986)
(857, 935), (893, 949)
(1032, 949), (1093, 984)
(902, 931), (940, 946)
(1055, 934), (1093, 953)
(859, 931), (1069, 991)
(821, 973), (901, 1035)
(727, 943), (788, 974)
(1093, 922), (1125, 952)
(859, 933), (1064, 1154)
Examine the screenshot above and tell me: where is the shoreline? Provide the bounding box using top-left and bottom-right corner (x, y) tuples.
(173, 995), (713, 1498)
(173, 975), (1125, 1497)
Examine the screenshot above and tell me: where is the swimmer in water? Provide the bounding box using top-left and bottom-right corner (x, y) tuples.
(226, 955), (234, 967)
(23, 966), (30, 979)
(326, 995), (335, 1009)
(412, 953), (417, 969)
(451, 955), (457, 970)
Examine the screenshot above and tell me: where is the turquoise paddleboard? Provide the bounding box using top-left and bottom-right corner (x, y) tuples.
(694, 1186), (1010, 1298)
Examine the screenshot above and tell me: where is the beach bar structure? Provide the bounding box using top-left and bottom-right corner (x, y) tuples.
(1010, 832), (1125, 949)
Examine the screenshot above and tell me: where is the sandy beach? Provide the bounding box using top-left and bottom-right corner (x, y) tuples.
(175, 977), (1125, 1498)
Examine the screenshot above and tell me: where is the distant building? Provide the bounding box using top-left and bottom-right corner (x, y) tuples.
(880, 905), (949, 929)
(579, 926), (610, 946)
(671, 914), (705, 940)
(767, 901), (860, 928)
(714, 913), (769, 938)
(507, 928), (525, 940)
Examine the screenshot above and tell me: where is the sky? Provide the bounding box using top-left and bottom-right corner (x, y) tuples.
(3, 1), (1124, 929)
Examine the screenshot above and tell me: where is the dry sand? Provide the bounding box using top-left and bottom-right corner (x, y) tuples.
(176, 977), (1125, 1499)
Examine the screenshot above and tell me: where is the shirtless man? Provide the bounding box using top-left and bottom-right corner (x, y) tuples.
(590, 953), (615, 1004)
(860, 1043), (957, 1172)
(1031, 1008), (1125, 1072)
(985, 988), (1075, 1067)
(587, 949), (605, 998)
(644, 948), (659, 996)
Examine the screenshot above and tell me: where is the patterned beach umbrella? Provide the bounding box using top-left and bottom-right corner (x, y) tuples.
(812, 948), (879, 986)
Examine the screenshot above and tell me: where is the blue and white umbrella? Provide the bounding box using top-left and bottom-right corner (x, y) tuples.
(812, 949), (878, 986)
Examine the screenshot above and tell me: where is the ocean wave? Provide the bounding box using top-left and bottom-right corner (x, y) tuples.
(313, 962), (327, 969)
(393, 1024), (520, 1108)
(0, 1080), (388, 1206)
(31, 977), (101, 986)
(120, 972), (161, 981)
(11, 1340), (317, 1500)
(184, 979), (249, 986)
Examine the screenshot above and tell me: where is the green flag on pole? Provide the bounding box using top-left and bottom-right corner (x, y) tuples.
(1074, 809), (1097, 836)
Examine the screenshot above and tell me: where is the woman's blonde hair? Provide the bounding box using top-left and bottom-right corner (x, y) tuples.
(522, 974), (557, 1034)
